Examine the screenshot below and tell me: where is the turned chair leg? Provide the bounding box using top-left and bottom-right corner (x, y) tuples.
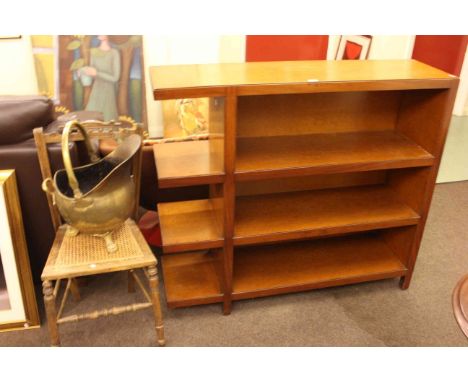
(128, 270), (135, 293)
(147, 265), (165, 346)
(70, 278), (81, 301)
(43, 280), (60, 347)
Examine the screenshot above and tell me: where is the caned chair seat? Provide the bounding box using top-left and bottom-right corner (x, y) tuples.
(42, 220), (156, 280)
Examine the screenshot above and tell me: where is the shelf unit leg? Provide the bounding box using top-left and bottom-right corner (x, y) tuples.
(223, 300), (232, 315)
(220, 88), (237, 316)
(399, 275), (411, 290)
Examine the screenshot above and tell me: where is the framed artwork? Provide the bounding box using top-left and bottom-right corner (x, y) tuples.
(0, 170), (39, 332)
(32, 35), (147, 129)
(31, 35), (58, 100)
(335, 35), (372, 60)
(162, 98), (209, 138)
(60, 35), (147, 125)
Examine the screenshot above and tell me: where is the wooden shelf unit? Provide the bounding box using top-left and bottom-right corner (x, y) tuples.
(151, 60), (459, 314)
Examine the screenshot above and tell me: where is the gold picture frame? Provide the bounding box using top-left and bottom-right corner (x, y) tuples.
(0, 170), (40, 332)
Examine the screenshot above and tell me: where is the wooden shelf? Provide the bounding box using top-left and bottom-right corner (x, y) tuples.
(154, 140), (224, 188)
(161, 251), (223, 308)
(234, 185), (420, 246)
(158, 199), (223, 253)
(151, 60), (454, 99)
(232, 234), (407, 300)
(236, 131), (434, 181)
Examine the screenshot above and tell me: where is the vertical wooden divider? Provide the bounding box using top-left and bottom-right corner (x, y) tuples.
(390, 83), (459, 289)
(221, 88), (237, 314)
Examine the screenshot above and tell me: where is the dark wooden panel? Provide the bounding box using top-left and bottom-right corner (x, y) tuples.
(236, 171), (386, 196)
(237, 91), (400, 137)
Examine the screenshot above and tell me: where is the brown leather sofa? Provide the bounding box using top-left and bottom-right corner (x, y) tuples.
(0, 96), (100, 281)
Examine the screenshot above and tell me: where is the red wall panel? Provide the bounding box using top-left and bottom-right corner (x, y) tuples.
(246, 35), (329, 62)
(412, 35), (467, 76)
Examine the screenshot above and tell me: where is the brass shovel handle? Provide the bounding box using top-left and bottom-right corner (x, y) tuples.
(62, 120), (100, 198)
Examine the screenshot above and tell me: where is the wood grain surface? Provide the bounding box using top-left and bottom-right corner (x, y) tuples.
(236, 131), (434, 181)
(152, 60), (454, 99)
(232, 233), (407, 300)
(234, 185), (420, 246)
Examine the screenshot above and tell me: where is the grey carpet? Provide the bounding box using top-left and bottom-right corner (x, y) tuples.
(1, 181), (467, 346)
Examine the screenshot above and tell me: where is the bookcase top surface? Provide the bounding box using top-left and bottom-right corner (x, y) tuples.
(151, 59), (456, 99)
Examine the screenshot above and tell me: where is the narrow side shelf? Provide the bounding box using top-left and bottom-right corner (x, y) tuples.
(158, 199), (223, 253)
(234, 185), (420, 246)
(161, 251), (223, 308)
(154, 140), (224, 188)
(232, 233), (407, 300)
(236, 131), (434, 181)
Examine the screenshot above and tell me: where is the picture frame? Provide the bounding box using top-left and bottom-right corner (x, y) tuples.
(335, 35), (372, 60)
(0, 170), (39, 332)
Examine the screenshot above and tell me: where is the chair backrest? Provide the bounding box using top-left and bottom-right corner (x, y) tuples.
(33, 120), (144, 232)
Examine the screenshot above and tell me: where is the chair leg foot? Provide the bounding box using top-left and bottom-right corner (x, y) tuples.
(43, 280), (61, 347)
(103, 232), (117, 253)
(147, 265), (166, 346)
(157, 326), (166, 347)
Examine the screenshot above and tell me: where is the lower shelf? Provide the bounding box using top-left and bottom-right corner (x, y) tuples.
(161, 251), (223, 308)
(158, 199), (224, 253)
(232, 233), (407, 300)
(161, 233), (407, 308)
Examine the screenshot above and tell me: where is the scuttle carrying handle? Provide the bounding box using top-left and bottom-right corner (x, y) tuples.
(61, 120), (100, 199)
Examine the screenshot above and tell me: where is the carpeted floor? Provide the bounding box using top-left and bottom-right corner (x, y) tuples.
(1, 181), (468, 346)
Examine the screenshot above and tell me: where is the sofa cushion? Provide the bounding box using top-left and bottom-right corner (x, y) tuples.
(0, 95), (54, 144)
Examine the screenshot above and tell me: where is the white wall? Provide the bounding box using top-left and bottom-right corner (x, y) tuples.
(368, 35), (415, 59)
(453, 45), (468, 116)
(0, 36), (38, 94)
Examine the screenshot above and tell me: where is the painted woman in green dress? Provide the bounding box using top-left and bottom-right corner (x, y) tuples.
(82, 35), (121, 121)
